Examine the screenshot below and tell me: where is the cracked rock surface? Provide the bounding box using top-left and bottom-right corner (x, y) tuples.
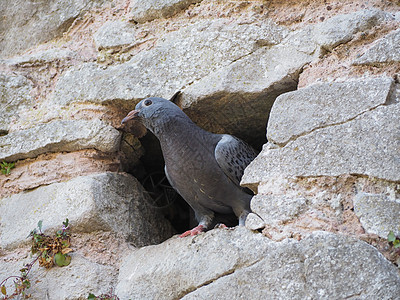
(116, 228), (400, 299)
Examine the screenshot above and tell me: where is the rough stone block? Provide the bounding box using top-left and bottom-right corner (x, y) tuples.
(0, 254), (117, 300)
(0, 119), (121, 162)
(93, 21), (137, 50)
(267, 77), (394, 145)
(242, 101), (400, 187)
(2, 48), (76, 66)
(0, 0), (104, 58)
(129, 0), (202, 23)
(0, 74), (34, 134)
(354, 193), (400, 238)
(0, 172), (174, 249)
(353, 28), (400, 65)
(53, 19), (289, 106)
(116, 229), (400, 299)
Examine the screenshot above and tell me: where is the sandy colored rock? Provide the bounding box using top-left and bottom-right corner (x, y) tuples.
(129, 0), (203, 23)
(0, 172), (174, 249)
(267, 77), (394, 145)
(0, 150), (122, 198)
(354, 193), (400, 238)
(0, 119), (121, 162)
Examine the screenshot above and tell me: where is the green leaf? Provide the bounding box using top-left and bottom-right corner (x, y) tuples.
(37, 220), (43, 232)
(394, 239), (400, 248)
(388, 231), (396, 242)
(1, 285), (6, 295)
(63, 218), (69, 228)
(54, 253), (71, 267)
(88, 293), (96, 299)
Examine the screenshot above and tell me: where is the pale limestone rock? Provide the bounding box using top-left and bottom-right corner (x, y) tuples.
(2, 48), (76, 66)
(242, 95), (400, 187)
(52, 19), (289, 106)
(0, 172), (174, 249)
(0, 74), (34, 133)
(93, 21), (137, 50)
(0, 0), (104, 58)
(129, 0), (202, 23)
(116, 229), (400, 299)
(267, 77), (394, 145)
(245, 212), (265, 231)
(354, 193), (400, 238)
(251, 194), (308, 226)
(0, 119), (121, 162)
(353, 28), (400, 65)
(0, 254), (117, 300)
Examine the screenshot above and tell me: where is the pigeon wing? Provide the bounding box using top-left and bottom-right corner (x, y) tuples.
(214, 135), (258, 187)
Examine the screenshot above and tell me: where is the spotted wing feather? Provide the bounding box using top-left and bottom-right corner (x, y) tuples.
(214, 135), (258, 187)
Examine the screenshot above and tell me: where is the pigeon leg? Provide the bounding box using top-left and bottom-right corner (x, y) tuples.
(179, 224), (205, 237)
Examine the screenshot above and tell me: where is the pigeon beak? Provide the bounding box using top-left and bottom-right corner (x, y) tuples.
(121, 109), (140, 125)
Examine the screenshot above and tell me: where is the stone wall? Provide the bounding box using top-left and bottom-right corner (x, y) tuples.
(0, 0), (399, 299)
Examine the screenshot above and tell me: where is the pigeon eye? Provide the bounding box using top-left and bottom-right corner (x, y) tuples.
(144, 99), (152, 106)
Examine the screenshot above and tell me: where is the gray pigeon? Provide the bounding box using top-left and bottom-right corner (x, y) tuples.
(122, 97), (258, 237)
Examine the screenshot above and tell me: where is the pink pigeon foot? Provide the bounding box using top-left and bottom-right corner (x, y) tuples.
(179, 225), (205, 237)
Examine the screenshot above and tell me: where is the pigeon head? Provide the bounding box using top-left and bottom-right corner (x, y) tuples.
(121, 97), (185, 135)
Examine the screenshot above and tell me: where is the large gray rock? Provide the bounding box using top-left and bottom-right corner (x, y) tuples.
(353, 28), (400, 65)
(354, 193), (400, 238)
(0, 74), (34, 134)
(0, 0), (103, 58)
(0, 172), (174, 249)
(0, 119), (121, 162)
(242, 92), (400, 187)
(116, 229), (400, 299)
(267, 77), (394, 145)
(129, 0), (202, 23)
(93, 21), (137, 50)
(0, 254), (117, 300)
(52, 19), (289, 106)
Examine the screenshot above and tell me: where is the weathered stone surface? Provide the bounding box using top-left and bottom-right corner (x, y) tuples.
(93, 21), (137, 50)
(242, 102), (400, 187)
(0, 150), (121, 198)
(52, 19), (289, 106)
(0, 254), (117, 299)
(181, 43), (308, 143)
(267, 77), (394, 145)
(129, 0), (202, 23)
(0, 119), (121, 162)
(354, 193), (400, 238)
(2, 48), (76, 66)
(311, 9), (392, 51)
(353, 28), (400, 65)
(0, 0), (103, 58)
(0, 74), (34, 134)
(0, 172), (174, 249)
(251, 194), (308, 226)
(117, 229), (400, 299)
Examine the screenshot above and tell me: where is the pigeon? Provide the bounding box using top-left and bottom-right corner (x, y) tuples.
(121, 96), (258, 237)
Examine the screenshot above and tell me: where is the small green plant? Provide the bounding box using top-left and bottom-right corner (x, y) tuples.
(88, 290), (119, 300)
(388, 231), (400, 249)
(0, 161), (15, 175)
(1, 219), (72, 299)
